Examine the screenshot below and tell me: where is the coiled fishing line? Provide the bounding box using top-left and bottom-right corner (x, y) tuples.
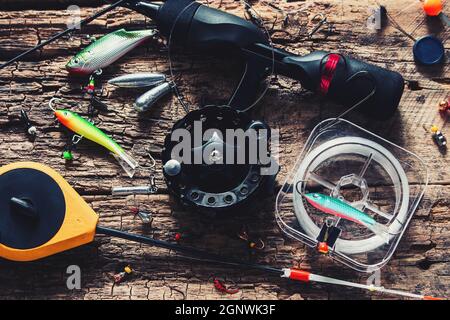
(291, 136), (410, 256)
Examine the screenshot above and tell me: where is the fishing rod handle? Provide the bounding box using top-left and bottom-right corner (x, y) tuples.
(282, 51), (405, 119)
(133, 1), (405, 118)
(132, 0), (268, 48)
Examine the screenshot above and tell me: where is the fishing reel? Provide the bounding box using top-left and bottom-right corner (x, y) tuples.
(162, 106), (278, 213)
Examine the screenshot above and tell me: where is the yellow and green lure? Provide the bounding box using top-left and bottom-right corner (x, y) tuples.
(55, 110), (138, 177)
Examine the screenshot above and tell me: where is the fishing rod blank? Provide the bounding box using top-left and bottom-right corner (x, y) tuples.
(98, 227), (443, 300)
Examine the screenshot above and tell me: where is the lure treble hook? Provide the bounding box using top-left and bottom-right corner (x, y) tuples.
(48, 97), (61, 112)
(308, 13), (334, 39)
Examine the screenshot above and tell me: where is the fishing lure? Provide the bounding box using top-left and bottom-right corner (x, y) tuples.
(130, 207), (153, 225)
(108, 72), (167, 88)
(431, 125), (447, 148)
(134, 81), (173, 112)
(304, 193), (390, 243)
(113, 265), (133, 284)
(20, 109), (37, 138)
(422, 0), (449, 25)
(438, 98), (449, 114)
(213, 279), (240, 295)
(66, 29), (157, 75)
(55, 109), (138, 177)
(238, 225), (265, 250)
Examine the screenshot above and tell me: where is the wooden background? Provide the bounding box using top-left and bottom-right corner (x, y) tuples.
(0, 0), (448, 300)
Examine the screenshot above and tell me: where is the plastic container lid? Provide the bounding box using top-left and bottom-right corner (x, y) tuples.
(413, 35), (445, 65)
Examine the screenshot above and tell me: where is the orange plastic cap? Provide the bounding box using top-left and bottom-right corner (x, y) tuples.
(423, 0), (443, 16)
(423, 296), (445, 300)
(317, 242), (329, 254)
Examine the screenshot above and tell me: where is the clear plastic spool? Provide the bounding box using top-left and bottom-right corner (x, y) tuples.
(276, 119), (429, 272)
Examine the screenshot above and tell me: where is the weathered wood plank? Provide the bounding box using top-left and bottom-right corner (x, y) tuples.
(0, 0), (448, 300)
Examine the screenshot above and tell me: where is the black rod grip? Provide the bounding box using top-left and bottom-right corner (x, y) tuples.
(283, 51), (405, 119)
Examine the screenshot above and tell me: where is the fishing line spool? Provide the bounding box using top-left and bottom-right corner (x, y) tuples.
(161, 106), (278, 213)
(276, 119), (429, 272)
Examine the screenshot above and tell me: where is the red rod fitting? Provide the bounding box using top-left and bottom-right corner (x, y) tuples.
(282, 268), (311, 282)
(317, 242), (329, 254)
(319, 53), (340, 95)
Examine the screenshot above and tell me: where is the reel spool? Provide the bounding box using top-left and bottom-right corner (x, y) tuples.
(162, 106), (278, 213)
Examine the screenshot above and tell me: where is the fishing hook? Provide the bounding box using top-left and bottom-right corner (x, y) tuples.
(72, 134), (84, 145)
(49, 97), (82, 112)
(146, 151), (157, 169)
(238, 226), (265, 250)
(94, 68), (103, 76)
(170, 81), (190, 114)
(135, 148), (157, 171)
(48, 97), (60, 112)
(308, 13), (335, 40)
(295, 180), (308, 196)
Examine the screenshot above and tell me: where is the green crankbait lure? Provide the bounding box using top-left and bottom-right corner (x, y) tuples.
(304, 193), (390, 243)
(66, 29), (157, 75)
(55, 110), (138, 177)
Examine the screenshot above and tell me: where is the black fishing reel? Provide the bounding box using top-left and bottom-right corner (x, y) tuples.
(162, 106), (278, 213)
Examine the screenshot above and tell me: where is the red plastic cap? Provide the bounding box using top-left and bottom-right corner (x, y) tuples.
(423, 0), (443, 16)
(289, 269), (311, 282)
(423, 296), (444, 300)
(317, 242), (329, 254)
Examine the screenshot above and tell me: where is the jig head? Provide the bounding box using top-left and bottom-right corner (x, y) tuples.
(20, 109), (37, 138)
(308, 14), (335, 40)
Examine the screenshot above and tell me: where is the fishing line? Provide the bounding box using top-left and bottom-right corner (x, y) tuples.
(385, 10), (419, 42)
(167, 0), (276, 113)
(374, 0), (423, 41)
(381, 1), (447, 65)
(229, 1), (275, 112)
(167, 1), (199, 114)
(286, 134), (411, 257)
(316, 55), (378, 133)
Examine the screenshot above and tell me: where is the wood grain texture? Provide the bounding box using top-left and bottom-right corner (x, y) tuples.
(0, 0), (448, 300)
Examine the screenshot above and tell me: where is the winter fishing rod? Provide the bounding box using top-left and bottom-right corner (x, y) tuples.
(97, 227), (442, 300)
(0, 0), (128, 70)
(123, 0), (405, 118)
